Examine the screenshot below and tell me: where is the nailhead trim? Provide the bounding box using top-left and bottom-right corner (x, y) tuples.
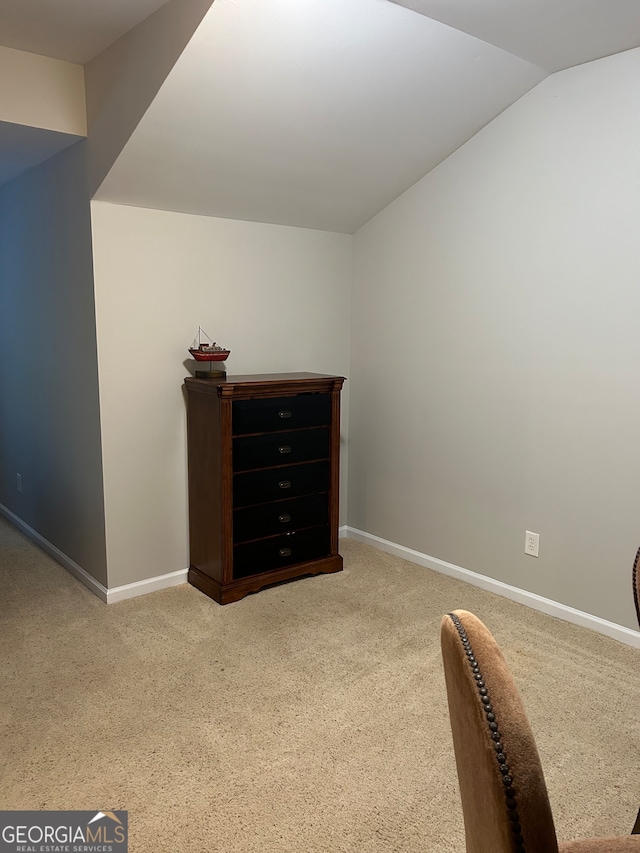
(448, 613), (526, 853)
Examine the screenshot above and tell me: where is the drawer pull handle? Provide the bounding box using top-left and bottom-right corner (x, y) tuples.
(278, 445), (292, 454)
(278, 410), (292, 419)
(278, 480), (292, 489)
(279, 548), (292, 557)
(278, 513), (291, 523)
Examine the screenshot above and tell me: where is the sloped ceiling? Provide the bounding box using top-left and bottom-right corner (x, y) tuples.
(0, 0), (213, 191)
(391, 0), (640, 72)
(93, 0), (640, 233)
(94, 0), (547, 233)
(0, 0), (172, 187)
(2, 0), (640, 232)
(0, 0), (173, 64)
(84, 0), (215, 195)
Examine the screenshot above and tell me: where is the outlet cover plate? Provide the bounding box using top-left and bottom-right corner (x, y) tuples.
(525, 530), (539, 557)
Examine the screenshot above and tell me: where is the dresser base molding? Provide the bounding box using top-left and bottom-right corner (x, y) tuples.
(188, 555), (343, 605)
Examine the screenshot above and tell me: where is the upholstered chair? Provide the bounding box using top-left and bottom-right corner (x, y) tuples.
(441, 609), (640, 852)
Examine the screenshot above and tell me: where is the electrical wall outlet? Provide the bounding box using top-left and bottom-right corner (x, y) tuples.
(16, 473), (22, 493)
(525, 530), (539, 557)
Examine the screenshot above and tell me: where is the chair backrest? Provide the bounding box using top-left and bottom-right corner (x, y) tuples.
(633, 547), (640, 629)
(441, 610), (559, 853)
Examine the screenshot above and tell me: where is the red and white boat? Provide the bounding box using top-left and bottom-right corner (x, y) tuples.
(188, 327), (230, 362)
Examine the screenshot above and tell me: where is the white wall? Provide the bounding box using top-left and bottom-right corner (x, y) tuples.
(350, 48), (640, 630)
(0, 143), (107, 584)
(91, 201), (351, 588)
(0, 46), (85, 135)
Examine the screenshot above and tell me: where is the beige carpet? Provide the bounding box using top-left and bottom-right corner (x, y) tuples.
(1, 515), (639, 852)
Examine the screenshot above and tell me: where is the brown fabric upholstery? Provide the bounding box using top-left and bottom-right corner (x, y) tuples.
(441, 610), (558, 852)
(441, 610), (640, 853)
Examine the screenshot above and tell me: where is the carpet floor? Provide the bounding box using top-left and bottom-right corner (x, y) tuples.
(1, 515), (639, 852)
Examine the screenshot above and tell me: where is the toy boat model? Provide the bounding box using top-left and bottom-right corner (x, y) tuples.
(189, 345), (230, 363)
(188, 327), (230, 362)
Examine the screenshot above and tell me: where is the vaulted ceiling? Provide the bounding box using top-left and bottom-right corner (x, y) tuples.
(391, 0), (640, 72)
(1, 0), (640, 233)
(0, 0), (172, 64)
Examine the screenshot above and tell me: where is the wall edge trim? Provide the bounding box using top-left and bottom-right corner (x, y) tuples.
(0, 503), (188, 604)
(345, 526), (640, 649)
(0, 502), (108, 602)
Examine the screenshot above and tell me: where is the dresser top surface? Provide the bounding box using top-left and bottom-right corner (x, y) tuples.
(185, 372), (345, 398)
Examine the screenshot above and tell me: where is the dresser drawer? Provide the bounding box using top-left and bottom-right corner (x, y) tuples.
(233, 493), (329, 544)
(233, 526), (331, 578)
(233, 460), (330, 508)
(232, 393), (331, 435)
(233, 427), (330, 472)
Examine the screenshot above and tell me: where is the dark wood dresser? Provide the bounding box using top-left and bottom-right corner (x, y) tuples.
(184, 372), (345, 604)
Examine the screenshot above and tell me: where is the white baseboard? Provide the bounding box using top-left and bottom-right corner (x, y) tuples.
(0, 502), (110, 601)
(0, 503), (188, 604)
(106, 569), (188, 604)
(345, 526), (640, 649)
(4, 503), (637, 636)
